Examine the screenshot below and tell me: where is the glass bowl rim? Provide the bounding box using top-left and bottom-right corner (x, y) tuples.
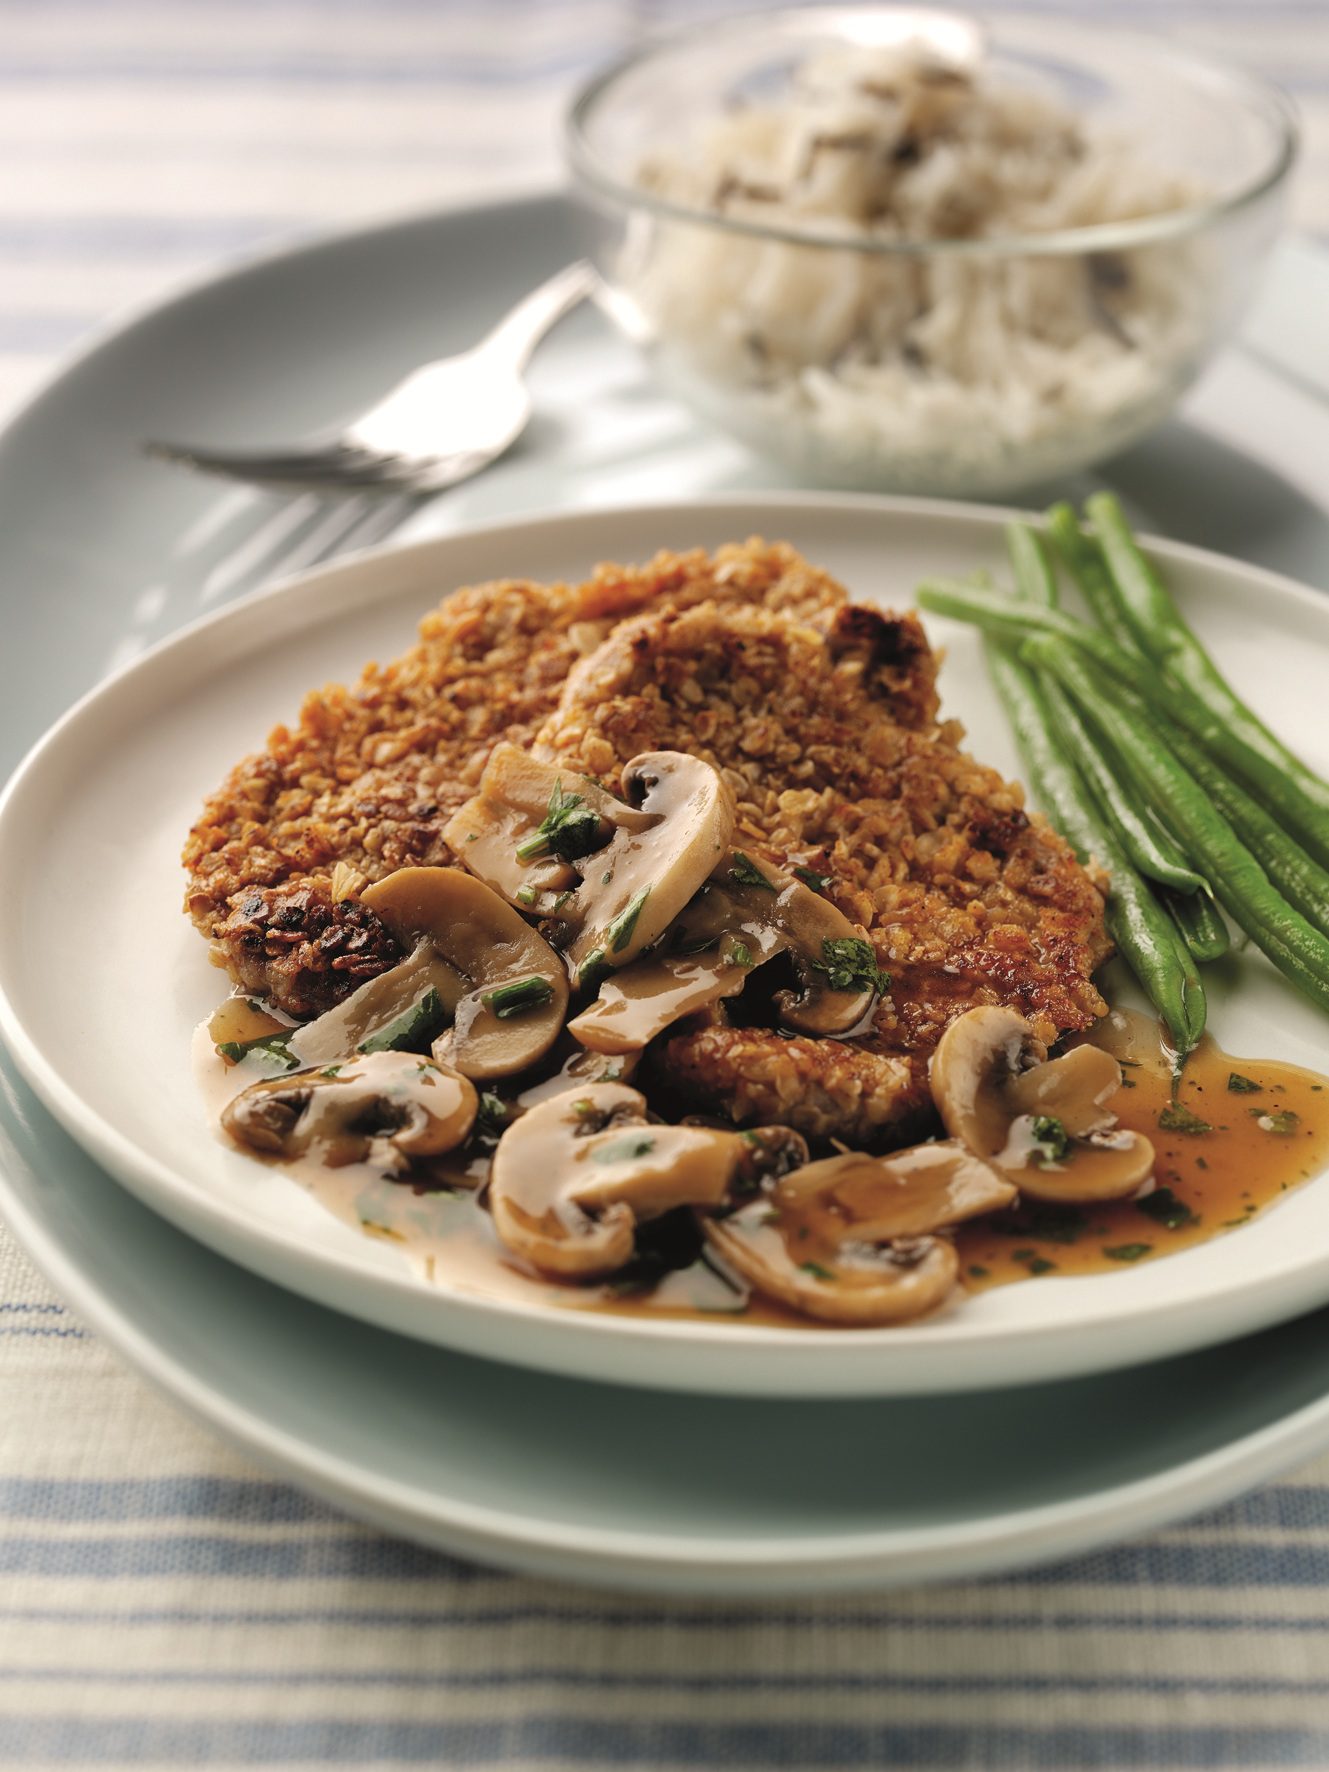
(564, 5), (1299, 261)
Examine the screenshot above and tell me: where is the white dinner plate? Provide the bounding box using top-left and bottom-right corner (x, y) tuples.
(2, 490), (1327, 1398)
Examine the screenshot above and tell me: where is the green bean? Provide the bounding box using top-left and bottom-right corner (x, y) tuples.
(1161, 720), (1329, 943)
(918, 579), (1136, 673)
(919, 575), (1329, 865)
(1027, 635), (1329, 1011)
(1004, 521), (1059, 607)
(1086, 492), (1329, 855)
(1166, 889), (1231, 966)
(1044, 502), (1142, 655)
(1039, 675), (1205, 895)
(984, 638), (1204, 1055)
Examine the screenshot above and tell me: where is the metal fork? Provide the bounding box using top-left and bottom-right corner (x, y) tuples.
(145, 259), (599, 494)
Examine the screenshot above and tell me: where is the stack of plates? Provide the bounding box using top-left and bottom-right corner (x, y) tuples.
(3, 194), (1329, 1595)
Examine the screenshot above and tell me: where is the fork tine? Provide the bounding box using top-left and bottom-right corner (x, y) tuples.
(197, 490), (412, 606)
(331, 493), (418, 555)
(145, 439), (390, 488)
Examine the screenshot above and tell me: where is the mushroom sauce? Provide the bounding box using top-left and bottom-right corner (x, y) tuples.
(195, 744), (1329, 1329)
(197, 994), (1329, 1328)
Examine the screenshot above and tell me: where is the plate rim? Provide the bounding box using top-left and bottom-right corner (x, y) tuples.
(9, 1071), (1329, 1592)
(2, 489), (1329, 1398)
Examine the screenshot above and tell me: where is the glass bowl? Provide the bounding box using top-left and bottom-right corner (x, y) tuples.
(566, 7), (1297, 497)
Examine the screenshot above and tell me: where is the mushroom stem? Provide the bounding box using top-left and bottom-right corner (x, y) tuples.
(488, 1082), (792, 1280)
(700, 1137), (1013, 1326)
(930, 1006), (1156, 1203)
(221, 1051), (479, 1171)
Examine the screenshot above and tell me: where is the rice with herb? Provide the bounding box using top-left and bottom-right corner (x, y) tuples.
(624, 44), (1205, 492)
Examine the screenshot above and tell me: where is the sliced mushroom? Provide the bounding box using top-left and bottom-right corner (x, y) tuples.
(286, 938), (467, 1068)
(361, 867), (568, 1080)
(930, 1006), (1155, 1203)
(566, 753), (735, 982)
(444, 743), (652, 910)
(222, 1050), (478, 1169)
(567, 926), (776, 1054)
(702, 1138), (1009, 1326)
(489, 1081), (781, 1280)
(718, 857), (883, 1035)
(514, 1040), (642, 1111)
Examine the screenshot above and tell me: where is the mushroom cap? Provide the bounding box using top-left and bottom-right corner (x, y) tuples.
(930, 1006), (1155, 1203)
(288, 939), (466, 1068)
(567, 752), (736, 979)
(361, 867), (569, 1080)
(701, 1135), (1009, 1326)
(489, 1081), (749, 1280)
(222, 1050), (479, 1168)
(444, 743), (651, 911)
(706, 1216), (958, 1326)
(781, 1141), (1018, 1238)
(718, 863), (881, 1036)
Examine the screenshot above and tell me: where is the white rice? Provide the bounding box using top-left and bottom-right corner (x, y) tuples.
(623, 45), (1208, 493)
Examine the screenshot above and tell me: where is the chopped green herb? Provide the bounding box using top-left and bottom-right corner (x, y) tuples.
(812, 936), (890, 996)
(515, 885), (537, 908)
(794, 866), (831, 892)
(551, 890), (574, 914)
(1103, 1243), (1153, 1262)
(1026, 1256), (1057, 1276)
(215, 1030), (298, 1071)
(358, 987), (446, 1055)
(477, 1092), (508, 1134)
(729, 941), (754, 968)
(967, 1265), (990, 1280)
(1136, 1186), (1196, 1230)
(465, 832), (479, 844)
(1029, 1114), (1069, 1168)
(993, 1204), (1087, 1246)
(483, 975), (554, 1019)
(571, 1098), (597, 1120)
(319, 1064), (344, 1079)
(1253, 1108), (1300, 1135)
(605, 886), (650, 954)
(515, 779), (604, 863)
(671, 930), (719, 957)
(577, 947), (608, 989)
(1227, 1072), (1261, 1094)
(1158, 1102), (1212, 1136)
(729, 851), (777, 892)
(798, 1260), (837, 1282)
(591, 1133), (656, 1165)
(601, 871), (613, 886)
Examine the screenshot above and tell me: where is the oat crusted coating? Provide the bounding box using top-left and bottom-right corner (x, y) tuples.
(183, 538), (1109, 1142)
(535, 596), (1110, 1142)
(183, 541), (849, 1015)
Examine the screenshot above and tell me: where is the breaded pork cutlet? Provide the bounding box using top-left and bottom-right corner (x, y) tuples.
(535, 598), (1110, 1143)
(183, 542), (848, 1015)
(184, 538), (1109, 1149)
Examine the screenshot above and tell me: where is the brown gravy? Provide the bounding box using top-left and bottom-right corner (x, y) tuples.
(958, 1009), (1329, 1291)
(197, 1005), (1329, 1326)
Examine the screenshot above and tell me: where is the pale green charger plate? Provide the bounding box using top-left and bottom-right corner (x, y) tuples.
(3, 193), (1329, 1591)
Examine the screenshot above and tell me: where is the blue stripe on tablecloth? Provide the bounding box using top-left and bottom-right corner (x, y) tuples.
(3, 1604), (1329, 1632)
(4, 1717), (1329, 1766)
(8, 1475), (1329, 1532)
(7, 1532), (1329, 1584)
(8, 1668), (1329, 1696)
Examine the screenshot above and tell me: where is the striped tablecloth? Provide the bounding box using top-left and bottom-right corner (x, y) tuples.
(3, 3), (1329, 1766)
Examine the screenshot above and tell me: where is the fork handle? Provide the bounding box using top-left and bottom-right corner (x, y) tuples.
(477, 260), (600, 369)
